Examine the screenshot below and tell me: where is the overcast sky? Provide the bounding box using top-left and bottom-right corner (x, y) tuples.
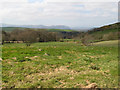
(0, 0), (119, 28)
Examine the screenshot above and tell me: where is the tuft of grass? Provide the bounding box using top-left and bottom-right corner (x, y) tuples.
(15, 56), (31, 62)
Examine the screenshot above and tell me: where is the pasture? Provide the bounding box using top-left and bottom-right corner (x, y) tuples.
(2, 40), (118, 88)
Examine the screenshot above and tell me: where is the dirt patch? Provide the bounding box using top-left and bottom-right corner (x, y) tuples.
(84, 83), (97, 88)
(58, 56), (62, 59)
(25, 66), (78, 81)
(0, 58), (2, 61)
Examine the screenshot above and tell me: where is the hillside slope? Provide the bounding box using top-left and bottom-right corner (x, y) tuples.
(88, 22), (119, 35)
(2, 27), (25, 32)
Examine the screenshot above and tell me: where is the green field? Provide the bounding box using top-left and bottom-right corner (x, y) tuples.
(2, 27), (25, 32)
(93, 40), (118, 46)
(90, 29), (118, 35)
(47, 29), (74, 32)
(2, 40), (118, 88)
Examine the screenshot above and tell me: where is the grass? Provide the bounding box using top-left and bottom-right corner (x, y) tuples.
(47, 29), (75, 32)
(91, 29), (118, 35)
(2, 27), (25, 32)
(93, 40), (118, 46)
(2, 41), (118, 88)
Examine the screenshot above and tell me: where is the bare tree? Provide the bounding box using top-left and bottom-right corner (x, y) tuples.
(81, 33), (94, 46)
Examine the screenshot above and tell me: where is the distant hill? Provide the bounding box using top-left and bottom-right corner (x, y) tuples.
(1, 22), (119, 34)
(1, 23), (71, 30)
(88, 22), (119, 35)
(82, 22), (119, 43)
(2, 27), (26, 32)
(2, 27), (76, 33)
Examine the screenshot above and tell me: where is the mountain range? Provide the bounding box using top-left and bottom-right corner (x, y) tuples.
(0, 23), (71, 30)
(0, 23), (93, 31)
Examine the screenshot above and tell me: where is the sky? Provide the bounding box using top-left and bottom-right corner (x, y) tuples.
(0, 0), (119, 28)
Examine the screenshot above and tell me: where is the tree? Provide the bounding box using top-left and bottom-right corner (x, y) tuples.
(81, 33), (94, 46)
(21, 30), (38, 46)
(2, 31), (10, 44)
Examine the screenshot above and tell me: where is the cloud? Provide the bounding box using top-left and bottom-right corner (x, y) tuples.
(0, 0), (27, 3)
(0, 0), (118, 27)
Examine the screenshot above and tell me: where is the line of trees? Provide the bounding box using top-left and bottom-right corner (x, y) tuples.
(2, 28), (81, 46)
(75, 32), (119, 46)
(2, 29), (62, 46)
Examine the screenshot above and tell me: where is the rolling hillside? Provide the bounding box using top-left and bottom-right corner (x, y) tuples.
(2, 27), (25, 32)
(2, 27), (75, 33)
(2, 22), (119, 33)
(2, 22), (119, 42)
(88, 22), (119, 35)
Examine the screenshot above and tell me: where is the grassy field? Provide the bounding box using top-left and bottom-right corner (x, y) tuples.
(2, 40), (118, 88)
(93, 40), (118, 46)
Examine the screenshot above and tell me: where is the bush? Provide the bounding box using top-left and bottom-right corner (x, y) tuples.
(81, 34), (95, 46)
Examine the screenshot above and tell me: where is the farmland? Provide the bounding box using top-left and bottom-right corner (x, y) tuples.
(2, 40), (118, 88)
